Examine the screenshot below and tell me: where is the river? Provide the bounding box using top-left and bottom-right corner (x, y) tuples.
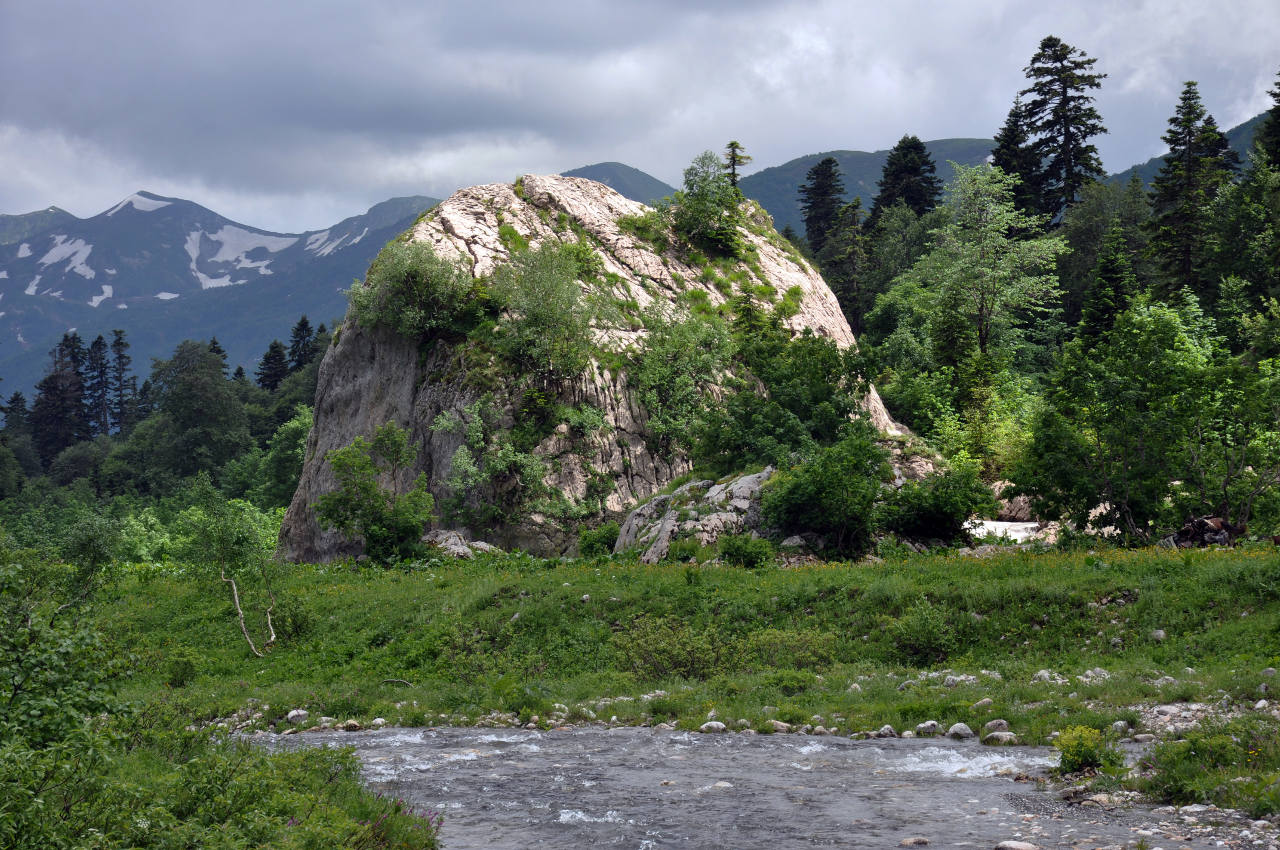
(275, 725), (1257, 848)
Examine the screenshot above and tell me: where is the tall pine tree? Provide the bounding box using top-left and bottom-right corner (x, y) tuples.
(30, 335), (88, 466)
(1078, 226), (1138, 340)
(83, 335), (111, 437)
(1147, 80), (1240, 302)
(1255, 68), (1280, 164)
(255, 340), (290, 392)
(722, 141), (752, 188)
(1021, 35), (1108, 221)
(109, 329), (136, 434)
(817, 200), (871, 335)
(991, 96), (1043, 214)
(799, 157), (845, 256)
(288, 315), (315, 372)
(869, 135), (943, 225)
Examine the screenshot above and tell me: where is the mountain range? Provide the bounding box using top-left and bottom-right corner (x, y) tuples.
(0, 192), (437, 394)
(1, 110), (1265, 395)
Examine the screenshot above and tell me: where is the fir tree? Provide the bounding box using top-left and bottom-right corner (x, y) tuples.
(817, 200), (871, 334)
(109, 329), (135, 434)
(1255, 68), (1280, 164)
(1021, 35), (1108, 220)
(991, 96), (1042, 214)
(2, 392), (28, 435)
(30, 336), (88, 465)
(287, 315), (315, 372)
(255, 340), (290, 392)
(84, 335), (111, 437)
(869, 135), (943, 225)
(722, 141), (753, 189)
(799, 157), (845, 256)
(1147, 80), (1241, 302)
(208, 337), (229, 376)
(1078, 226), (1137, 339)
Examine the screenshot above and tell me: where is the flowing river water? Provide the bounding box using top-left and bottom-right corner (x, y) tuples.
(275, 726), (1254, 849)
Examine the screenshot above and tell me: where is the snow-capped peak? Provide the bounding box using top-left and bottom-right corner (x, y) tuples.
(105, 192), (172, 216)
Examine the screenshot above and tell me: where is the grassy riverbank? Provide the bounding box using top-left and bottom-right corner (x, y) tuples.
(101, 547), (1280, 780)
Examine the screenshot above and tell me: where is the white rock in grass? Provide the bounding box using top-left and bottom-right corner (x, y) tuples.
(699, 721), (727, 733)
(946, 722), (975, 739)
(286, 709), (309, 724)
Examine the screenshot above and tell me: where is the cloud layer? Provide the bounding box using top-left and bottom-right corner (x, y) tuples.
(2, 0), (1276, 231)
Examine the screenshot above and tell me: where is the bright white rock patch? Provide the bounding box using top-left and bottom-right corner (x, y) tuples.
(89, 285), (113, 307)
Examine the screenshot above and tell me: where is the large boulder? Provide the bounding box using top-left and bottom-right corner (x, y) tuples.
(279, 175), (902, 561)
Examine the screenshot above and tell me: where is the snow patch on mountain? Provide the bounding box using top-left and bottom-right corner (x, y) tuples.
(106, 193), (172, 216)
(306, 227), (363, 257)
(0, 271), (7, 279)
(24, 276), (40, 295)
(155, 292), (179, 300)
(39, 235), (95, 279)
(17, 243), (31, 258)
(305, 230), (330, 250)
(185, 227), (297, 289)
(89, 285), (113, 307)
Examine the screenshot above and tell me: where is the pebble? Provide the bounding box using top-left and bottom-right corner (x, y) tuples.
(915, 720), (939, 737)
(1110, 720), (1130, 734)
(1151, 628), (1167, 641)
(768, 719), (792, 734)
(699, 721), (727, 734)
(983, 719), (1009, 733)
(812, 725), (831, 736)
(994, 842), (1039, 850)
(982, 731), (1018, 745)
(286, 708), (308, 723)
(340, 719), (362, 732)
(899, 838), (929, 846)
(1263, 667), (1277, 677)
(370, 717), (387, 729)
(847, 682), (863, 693)
(1255, 699), (1270, 711)
(876, 724), (898, 738)
(972, 697), (993, 709)
(946, 722), (975, 739)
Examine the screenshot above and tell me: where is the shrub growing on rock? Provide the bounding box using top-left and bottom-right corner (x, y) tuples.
(877, 453), (998, 541)
(349, 239), (475, 338)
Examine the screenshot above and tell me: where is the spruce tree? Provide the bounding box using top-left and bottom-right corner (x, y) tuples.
(30, 336), (88, 465)
(1020, 35), (1108, 221)
(208, 337), (229, 376)
(2, 392), (28, 435)
(255, 340), (290, 392)
(1255, 68), (1280, 164)
(1147, 80), (1241, 302)
(84, 335), (111, 437)
(288, 315), (315, 372)
(109, 329), (135, 434)
(1078, 226), (1137, 339)
(722, 141), (753, 188)
(991, 96), (1043, 214)
(817, 200), (871, 334)
(799, 157), (845, 256)
(869, 135), (943, 225)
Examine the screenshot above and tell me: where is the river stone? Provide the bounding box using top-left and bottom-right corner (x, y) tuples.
(812, 725), (831, 736)
(370, 717), (387, 729)
(340, 719), (362, 732)
(899, 838), (930, 846)
(915, 720), (939, 737)
(286, 709), (309, 724)
(982, 719), (1009, 733)
(768, 719), (792, 733)
(699, 721), (727, 733)
(1111, 720), (1130, 734)
(876, 724), (898, 738)
(946, 722), (975, 739)
(1263, 667), (1277, 677)
(982, 731), (1018, 745)
(995, 842), (1039, 850)
(1255, 699), (1270, 710)
(971, 697), (993, 709)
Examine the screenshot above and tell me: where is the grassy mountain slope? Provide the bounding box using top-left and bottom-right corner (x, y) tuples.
(1109, 112), (1266, 188)
(561, 162), (677, 204)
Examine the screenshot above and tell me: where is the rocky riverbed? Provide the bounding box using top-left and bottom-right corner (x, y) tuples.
(273, 726), (1277, 849)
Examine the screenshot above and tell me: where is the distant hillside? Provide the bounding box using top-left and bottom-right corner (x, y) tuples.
(0, 192), (438, 393)
(739, 139), (995, 234)
(561, 162), (676, 204)
(1109, 112), (1266, 188)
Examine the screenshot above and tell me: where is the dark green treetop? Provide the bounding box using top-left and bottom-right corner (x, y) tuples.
(1147, 80), (1240, 302)
(1021, 35), (1108, 220)
(1255, 68), (1280, 164)
(1078, 225), (1138, 339)
(991, 95), (1042, 214)
(799, 156), (845, 255)
(869, 135), (943, 225)
(723, 141), (753, 188)
(255, 340), (290, 392)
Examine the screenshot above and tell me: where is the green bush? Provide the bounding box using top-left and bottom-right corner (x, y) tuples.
(348, 239), (475, 338)
(670, 151), (745, 258)
(718, 533), (775, 568)
(617, 209), (671, 252)
(491, 241), (594, 382)
(632, 308), (734, 450)
(165, 649), (199, 688)
(578, 521), (620, 557)
(314, 422), (434, 564)
(740, 629), (835, 671)
(1140, 718), (1280, 814)
(761, 421), (890, 554)
(878, 453), (998, 541)
(611, 615), (722, 680)
(1055, 724), (1123, 773)
(889, 597), (957, 665)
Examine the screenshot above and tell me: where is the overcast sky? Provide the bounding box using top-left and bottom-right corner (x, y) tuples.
(1, 0), (1276, 232)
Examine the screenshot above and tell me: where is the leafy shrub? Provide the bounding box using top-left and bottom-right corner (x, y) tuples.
(670, 151), (745, 258)
(348, 239), (475, 338)
(491, 673), (549, 716)
(314, 422), (434, 564)
(617, 208), (671, 252)
(761, 670), (816, 697)
(741, 629), (835, 670)
(718, 533), (775, 568)
(1055, 724), (1123, 773)
(889, 597), (957, 665)
(578, 521), (620, 557)
(632, 308), (733, 450)
(878, 453), (998, 541)
(1140, 718), (1280, 814)
(611, 615), (722, 680)
(761, 420), (890, 553)
(491, 241), (595, 382)
(165, 649), (199, 688)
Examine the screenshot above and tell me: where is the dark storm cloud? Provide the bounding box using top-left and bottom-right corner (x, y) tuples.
(1, 0), (1276, 231)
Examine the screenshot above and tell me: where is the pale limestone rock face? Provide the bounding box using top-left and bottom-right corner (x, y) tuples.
(279, 175), (901, 561)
